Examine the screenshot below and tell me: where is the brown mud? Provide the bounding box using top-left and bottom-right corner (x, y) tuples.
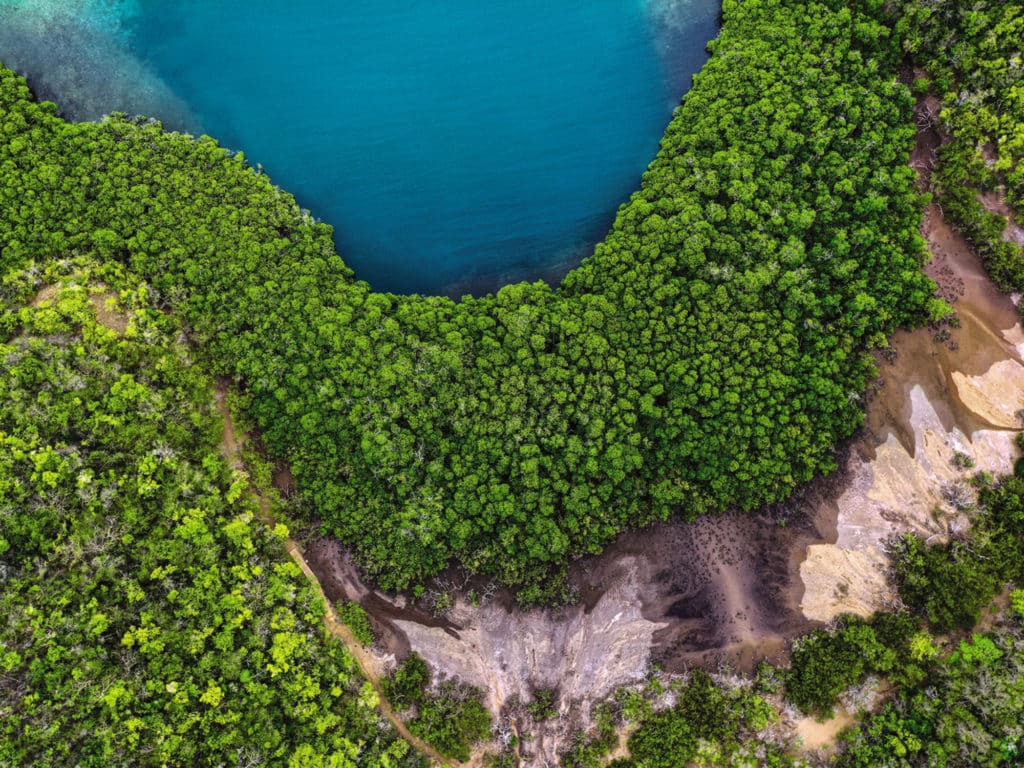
(585, 499), (828, 675)
(293, 91), (1024, 765)
(305, 539), (461, 663)
(299, 478), (837, 767)
(793, 706), (855, 753)
(88, 289), (128, 334)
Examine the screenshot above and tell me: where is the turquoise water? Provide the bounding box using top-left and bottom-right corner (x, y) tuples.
(0, 0), (719, 295)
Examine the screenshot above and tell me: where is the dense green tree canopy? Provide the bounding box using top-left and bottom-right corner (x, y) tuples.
(0, 0), (937, 596)
(4, 0), (1024, 763)
(0, 263), (420, 767)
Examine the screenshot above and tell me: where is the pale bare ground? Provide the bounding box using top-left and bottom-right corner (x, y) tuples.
(29, 281), (129, 334)
(799, 204), (1024, 622)
(306, 503), (826, 766)
(388, 555), (666, 766)
(88, 289), (129, 334)
(396, 556), (664, 716)
(793, 706), (855, 752)
(799, 90), (1024, 624)
(29, 283), (59, 306)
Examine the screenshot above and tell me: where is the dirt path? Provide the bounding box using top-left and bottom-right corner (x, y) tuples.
(213, 384), (454, 768)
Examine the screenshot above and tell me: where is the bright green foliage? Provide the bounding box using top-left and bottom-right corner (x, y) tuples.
(0, 266), (418, 766)
(896, 475), (1024, 631)
(1012, 589), (1024, 620)
(785, 614), (917, 716)
(895, 535), (1000, 632)
(383, 653), (491, 762)
(0, 0), (936, 594)
(896, 0), (1024, 290)
(835, 628), (1024, 767)
(909, 631), (938, 662)
(627, 710), (698, 768)
(834, 475), (1024, 765)
(337, 600), (375, 647)
(951, 634), (1004, 669)
(574, 671), (791, 768)
(526, 688), (558, 720)
(383, 653), (431, 711)
(561, 703), (619, 768)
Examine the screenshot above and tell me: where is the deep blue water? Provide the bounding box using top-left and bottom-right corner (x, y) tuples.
(0, 0), (720, 295)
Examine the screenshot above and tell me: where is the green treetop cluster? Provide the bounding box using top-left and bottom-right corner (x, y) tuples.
(0, 0), (939, 596)
(561, 620), (1024, 768)
(383, 653), (491, 762)
(0, 263), (421, 767)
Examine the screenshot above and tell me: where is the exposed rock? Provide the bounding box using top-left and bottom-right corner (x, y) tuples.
(394, 556), (665, 715)
(951, 363), (1024, 429)
(800, 206), (1024, 622)
(297, 204), (1024, 760)
(299, 117), (1024, 765)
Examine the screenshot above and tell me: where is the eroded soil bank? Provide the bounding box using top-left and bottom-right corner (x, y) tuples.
(304, 497), (830, 763)
(799, 92), (1024, 623)
(799, 205), (1024, 622)
(304, 205), (1024, 762)
(298, 99), (1024, 766)
(301, 415), (845, 764)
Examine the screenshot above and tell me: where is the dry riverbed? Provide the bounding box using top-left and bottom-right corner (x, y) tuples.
(800, 205), (1024, 622)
